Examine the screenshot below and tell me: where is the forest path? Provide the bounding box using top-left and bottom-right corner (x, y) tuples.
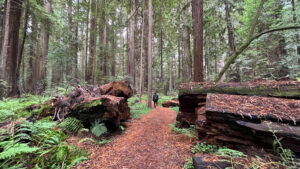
(74, 105), (192, 169)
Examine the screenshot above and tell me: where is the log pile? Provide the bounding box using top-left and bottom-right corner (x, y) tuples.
(176, 80), (300, 153)
(37, 81), (132, 131)
(162, 98), (179, 107)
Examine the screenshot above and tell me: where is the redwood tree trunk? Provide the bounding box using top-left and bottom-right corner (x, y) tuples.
(192, 0), (204, 82)
(0, 0), (23, 96)
(129, 0), (136, 89)
(139, 0), (145, 102)
(147, 0), (153, 108)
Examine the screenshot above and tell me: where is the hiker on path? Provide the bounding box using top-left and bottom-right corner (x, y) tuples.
(153, 92), (159, 108)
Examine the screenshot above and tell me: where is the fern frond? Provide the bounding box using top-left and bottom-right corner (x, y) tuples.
(91, 121), (107, 137)
(0, 143), (39, 160)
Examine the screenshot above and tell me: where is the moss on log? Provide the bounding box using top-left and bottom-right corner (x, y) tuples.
(179, 80), (300, 99)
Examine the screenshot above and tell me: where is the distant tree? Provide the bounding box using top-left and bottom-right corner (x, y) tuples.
(129, 0), (136, 88)
(139, 0), (145, 102)
(147, 0), (153, 108)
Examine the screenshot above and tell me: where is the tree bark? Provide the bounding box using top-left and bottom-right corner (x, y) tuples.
(192, 0), (203, 82)
(291, 0), (296, 23)
(147, 0), (153, 108)
(129, 0), (136, 89)
(139, 0), (145, 102)
(102, 0), (107, 81)
(85, 0), (90, 81)
(66, 0), (73, 79)
(178, 39), (181, 79)
(16, 2), (29, 96)
(0, 0), (23, 96)
(160, 29), (163, 80)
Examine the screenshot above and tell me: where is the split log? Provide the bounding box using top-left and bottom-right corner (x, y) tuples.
(179, 80), (300, 99)
(162, 98), (179, 107)
(205, 93), (300, 154)
(177, 79), (300, 127)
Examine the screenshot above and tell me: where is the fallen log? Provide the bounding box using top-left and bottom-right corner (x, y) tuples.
(205, 93), (300, 154)
(179, 80), (300, 99)
(177, 79), (300, 127)
(162, 98), (179, 107)
(33, 81), (132, 131)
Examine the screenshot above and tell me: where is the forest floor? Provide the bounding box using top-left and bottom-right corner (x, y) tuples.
(70, 105), (193, 169)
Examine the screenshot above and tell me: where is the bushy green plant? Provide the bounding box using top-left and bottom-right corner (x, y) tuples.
(191, 142), (218, 154)
(59, 117), (83, 133)
(184, 158), (194, 169)
(79, 137), (110, 145)
(169, 122), (196, 138)
(0, 119), (87, 169)
(91, 120), (107, 137)
(130, 102), (152, 119)
(171, 106), (179, 113)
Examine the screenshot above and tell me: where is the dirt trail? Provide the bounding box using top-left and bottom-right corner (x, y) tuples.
(74, 106), (192, 169)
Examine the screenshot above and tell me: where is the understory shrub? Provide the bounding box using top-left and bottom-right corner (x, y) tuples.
(169, 122), (196, 138)
(0, 119), (87, 169)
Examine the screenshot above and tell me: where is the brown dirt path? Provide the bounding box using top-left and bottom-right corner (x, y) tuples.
(74, 106), (192, 169)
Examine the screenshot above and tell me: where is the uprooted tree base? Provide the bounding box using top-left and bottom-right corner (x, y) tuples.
(30, 81), (133, 131)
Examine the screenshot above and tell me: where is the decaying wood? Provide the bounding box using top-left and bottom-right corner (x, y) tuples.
(33, 81), (132, 131)
(179, 80), (300, 99)
(162, 98), (179, 107)
(204, 93), (300, 153)
(100, 81), (133, 99)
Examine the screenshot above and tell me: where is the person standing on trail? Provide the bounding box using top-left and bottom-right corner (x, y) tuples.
(153, 92), (159, 108)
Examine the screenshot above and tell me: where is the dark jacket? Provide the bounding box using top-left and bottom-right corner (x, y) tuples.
(153, 93), (159, 102)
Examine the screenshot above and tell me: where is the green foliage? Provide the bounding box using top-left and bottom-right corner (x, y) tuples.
(169, 122), (196, 138)
(91, 120), (107, 137)
(0, 95), (51, 123)
(79, 137), (110, 146)
(59, 117), (83, 133)
(191, 142), (218, 154)
(0, 119), (87, 168)
(157, 95), (174, 106)
(128, 96), (152, 119)
(184, 158), (194, 169)
(171, 106), (179, 113)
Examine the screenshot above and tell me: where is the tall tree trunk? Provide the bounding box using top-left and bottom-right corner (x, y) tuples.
(178, 39), (181, 79)
(102, 0), (107, 81)
(67, 0), (73, 79)
(291, 0), (296, 23)
(160, 29), (163, 80)
(192, 0), (203, 82)
(74, 0), (79, 79)
(224, 0), (240, 82)
(16, 3), (29, 95)
(85, 0), (90, 81)
(139, 0), (145, 102)
(1, 0), (23, 96)
(129, 0), (136, 89)
(111, 16), (116, 78)
(87, 0), (97, 84)
(147, 0), (153, 108)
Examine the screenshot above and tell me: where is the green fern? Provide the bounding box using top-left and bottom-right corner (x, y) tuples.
(79, 137), (110, 145)
(59, 117), (83, 133)
(91, 120), (107, 137)
(0, 143), (39, 160)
